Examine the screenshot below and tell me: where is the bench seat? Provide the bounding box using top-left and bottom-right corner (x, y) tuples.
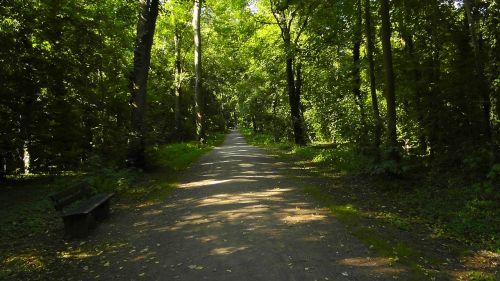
(63, 193), (114, 217)
(50, 185), (115, 238)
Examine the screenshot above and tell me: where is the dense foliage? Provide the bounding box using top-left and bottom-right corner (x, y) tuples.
(1, 0), (498, 178)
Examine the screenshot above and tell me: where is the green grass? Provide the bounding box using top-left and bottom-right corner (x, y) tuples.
(150, 133), (225, 172)
(241, 128), (372, 173)
(303, 185), (434, 280)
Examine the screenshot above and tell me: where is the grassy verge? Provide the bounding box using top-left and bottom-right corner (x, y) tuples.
(241, 128), (499, 281)
(0, 132), (226, 280)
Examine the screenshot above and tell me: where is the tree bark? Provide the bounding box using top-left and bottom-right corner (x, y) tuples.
(364, 0), (382, 159)
(401, 0), (427, 154)
(270, 0), (307, 145)
(128, 0), (160, 168)
(284, 32), (305, 145)
(174, 26), (183, 139)
(193, 0), (206, 143)
(295, 61), (306, 131)
(464, 0), (492, 141)
(379, 0), (399, 161)
(403, 34), (427, 154)
(353, 0), (367, 145)
(23, 141), (30, 175)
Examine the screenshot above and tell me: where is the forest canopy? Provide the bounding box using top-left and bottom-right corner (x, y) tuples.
(0, 0), (498, 176)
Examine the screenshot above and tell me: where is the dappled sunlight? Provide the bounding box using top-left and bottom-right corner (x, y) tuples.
(179, 179), (235, 188)
(60, 131), (413, 280)
(131, 251), (156, 262)
(200, 159), (244, 165)
(143, 209), (163, 216)
(59, 250), (98, 259)
(282, 213), (327, 225)
(133, 221), (151, 227)
(5, 253), (45, 271)
(231, 174), (283, 179)
(209, 246), (249, 256)
(196, 235), (219, 243)
(196, 189), (293, 207)
(338, 257), (391, 267)
(206, 206), (271, 222)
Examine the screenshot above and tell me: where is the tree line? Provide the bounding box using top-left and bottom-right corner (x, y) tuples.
(1, 0), (498, 178)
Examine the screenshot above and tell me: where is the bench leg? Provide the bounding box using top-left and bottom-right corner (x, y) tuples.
(94, 199), (111, 221)
(63, 214), (93, 238)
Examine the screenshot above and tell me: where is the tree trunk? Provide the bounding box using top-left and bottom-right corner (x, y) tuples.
(353, 0), (367, 145)
(174, 27), (183, 139)
(269, 0), (308, 145)
(379, 0), (399, 161)
(128, 0), (160, 168)
(402, 34), (427, 154)
(23, 141), (30, 175)
(295, 61), (306, 129)
(401, 0), (427, 154)
(464, 0), (492, 141)
(193, 0), (206, 143)
(364, 0), (382, 160)
(284, 32), (305, 145)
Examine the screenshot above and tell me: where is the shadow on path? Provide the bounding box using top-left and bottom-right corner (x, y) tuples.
(78, 131), (412, 281)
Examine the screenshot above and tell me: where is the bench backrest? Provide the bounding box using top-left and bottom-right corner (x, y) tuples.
(50, 184), (93, 211)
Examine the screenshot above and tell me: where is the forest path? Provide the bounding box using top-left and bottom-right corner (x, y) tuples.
(91, 130), (410, 281)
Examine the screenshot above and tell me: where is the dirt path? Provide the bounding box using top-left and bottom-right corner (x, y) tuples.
(71, 131), (413, 281)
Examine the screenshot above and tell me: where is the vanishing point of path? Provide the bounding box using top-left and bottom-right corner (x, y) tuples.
(85, 131), (411, 280)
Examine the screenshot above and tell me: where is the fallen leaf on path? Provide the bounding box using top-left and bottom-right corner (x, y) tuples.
(188, 265), (204, 270)
(341, 272), (349, 276)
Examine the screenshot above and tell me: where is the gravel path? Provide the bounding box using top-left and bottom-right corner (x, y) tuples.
(88, 130), (410, 281)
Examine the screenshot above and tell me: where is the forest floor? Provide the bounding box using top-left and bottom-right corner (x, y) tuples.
(1, 130), (498, 280)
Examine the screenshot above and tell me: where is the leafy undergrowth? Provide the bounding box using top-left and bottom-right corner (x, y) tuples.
(0, 133), (226, 280)
(241, 128), (499, 280)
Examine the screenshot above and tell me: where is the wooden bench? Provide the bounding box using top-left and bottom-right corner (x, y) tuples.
(50, 185), (114, 238)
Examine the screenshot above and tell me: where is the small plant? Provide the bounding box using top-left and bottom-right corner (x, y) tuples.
(369, 159), (402, 176)
(466, 271), (496, 281)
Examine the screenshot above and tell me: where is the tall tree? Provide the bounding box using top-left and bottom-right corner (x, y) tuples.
(352, 0), (367, 145)
(379, 0), (399, 161)
(171, 3), (185, 140)
(269, 0), (313, 145)
(400, 0), (426, 154)
(464, 0), (492, 141)
(128, 0), (160, 168)
(364, 0), (382, 158)
(174, 26), (183, 138)
(193, 0), (206, 142)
